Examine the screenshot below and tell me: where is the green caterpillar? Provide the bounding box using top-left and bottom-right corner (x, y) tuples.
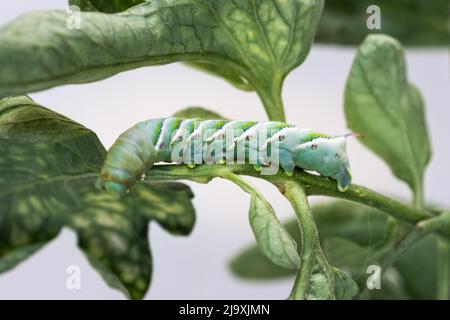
(101, 118), (353, 195)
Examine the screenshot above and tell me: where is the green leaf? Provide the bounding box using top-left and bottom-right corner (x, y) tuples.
(69, 0), (145, 13)
(184, 61), (254, 92)
(303, 270), (331, 299)
(70, 1), (256, 92)
(344, 34), (431, 202)
(436, 237), (450, 300)
(222, 173), (300, 269)
(0, 0), (324, 121)
(0, 243), (55, 274)
(316, 0), (449, 46)
(131, 182), (195, 235)
(248, 192), (300, 269)
(230, 200), (387, 280)
(395, 235), (438, 299)
(173, 106), (225, 120)
(323, 237), (373, 280)
(0, 96), (195, 299)
(299, 255), (358, 300)
(69, 183), (194, 299)
(70, 190), (152, 299)
(365, 271), (412, 300)
(0, 95), (103, 272)
(333, 267), (360, 299)
(229, 243), (295, 280)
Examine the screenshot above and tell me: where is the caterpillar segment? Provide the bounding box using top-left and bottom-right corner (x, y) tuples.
(101, 117), (352, 195)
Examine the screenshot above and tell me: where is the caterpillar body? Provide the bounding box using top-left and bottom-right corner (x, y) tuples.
(101, 118), (352, 195)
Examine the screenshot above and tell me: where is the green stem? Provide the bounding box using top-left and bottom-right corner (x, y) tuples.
(255, 78), (286, 122)
(148, 164), (436, 228)
(283, 181), (318, 300)
(413, 178), (424, 209)
(437, 237), (450, 300)
(216, 169), (255, 194)
(292, 173), (432, 224)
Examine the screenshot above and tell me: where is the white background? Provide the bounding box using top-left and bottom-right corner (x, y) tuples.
(0, 1), (448, 299)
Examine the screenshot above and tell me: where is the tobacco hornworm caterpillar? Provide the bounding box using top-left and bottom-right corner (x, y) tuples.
(101, 118), (352, 195)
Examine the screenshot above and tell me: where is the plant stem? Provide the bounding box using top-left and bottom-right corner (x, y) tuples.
(437, 237), (450, 300)
(256, 78), (286, 122)
(413, 177), (424, 209)
(146, 164), (440, 230)
(283, 182), (318, 299)
(216, 169), (255, 194)
(292, 173), (432, 224)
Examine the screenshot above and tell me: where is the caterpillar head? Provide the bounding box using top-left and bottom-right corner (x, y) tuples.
(293, 136), (352, 192)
